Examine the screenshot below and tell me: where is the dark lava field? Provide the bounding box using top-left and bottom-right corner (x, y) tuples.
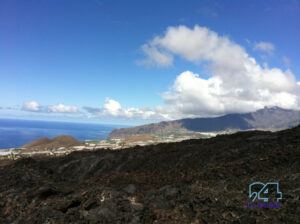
(0, 126), (299, 223)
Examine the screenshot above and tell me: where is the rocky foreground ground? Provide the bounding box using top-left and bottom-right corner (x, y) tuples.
(0, 126), (299, 223)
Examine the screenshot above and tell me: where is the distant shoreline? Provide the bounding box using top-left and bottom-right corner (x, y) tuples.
(0, 119), (125, 149)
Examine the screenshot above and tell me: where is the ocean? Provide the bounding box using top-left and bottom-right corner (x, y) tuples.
(0, 119), (123, 149)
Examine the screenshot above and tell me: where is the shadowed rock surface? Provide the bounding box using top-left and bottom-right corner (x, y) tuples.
(109, 107), (300, 139)
(0, 126), (299, 223)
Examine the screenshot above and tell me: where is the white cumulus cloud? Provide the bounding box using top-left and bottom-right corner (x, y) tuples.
(140, 25), (300, 118)
(138, 44), (173, 67)
(103, 98), (122, 116)
(48, 103), (78, 113)
(102, 98), (166, 120)
(85, 98), (168, 120)
(22, 101), (41, 112)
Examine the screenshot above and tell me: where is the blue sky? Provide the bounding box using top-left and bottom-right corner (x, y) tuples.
(0, 0), (299, 124)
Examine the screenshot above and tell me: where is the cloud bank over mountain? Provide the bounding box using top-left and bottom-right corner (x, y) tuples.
(140, 25), (300, 118)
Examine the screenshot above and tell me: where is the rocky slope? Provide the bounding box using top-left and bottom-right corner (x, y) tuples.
(109, 107), (300, 139)
(0, 126), (299, 223)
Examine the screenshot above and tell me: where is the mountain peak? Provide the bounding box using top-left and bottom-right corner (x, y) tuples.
(261, 106), (285, 111)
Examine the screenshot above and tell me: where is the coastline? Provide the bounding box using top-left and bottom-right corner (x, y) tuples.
(0, 118), (120, 149)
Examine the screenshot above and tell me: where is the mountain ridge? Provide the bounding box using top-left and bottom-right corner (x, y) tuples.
(109, 107), (300, 139)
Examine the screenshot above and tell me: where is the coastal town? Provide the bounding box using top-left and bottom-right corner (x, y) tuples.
(0, 132), (218, 160)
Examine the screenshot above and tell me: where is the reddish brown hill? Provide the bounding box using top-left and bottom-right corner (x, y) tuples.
(22, 137), (52, 148)
(22, 135), (81, 152)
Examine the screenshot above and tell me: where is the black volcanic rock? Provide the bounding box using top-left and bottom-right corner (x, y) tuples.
(0, 126), (299, 223)
(109, 107), (300, 139)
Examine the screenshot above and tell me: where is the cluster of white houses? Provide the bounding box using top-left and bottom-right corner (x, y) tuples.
(0, 132), (218, 160)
